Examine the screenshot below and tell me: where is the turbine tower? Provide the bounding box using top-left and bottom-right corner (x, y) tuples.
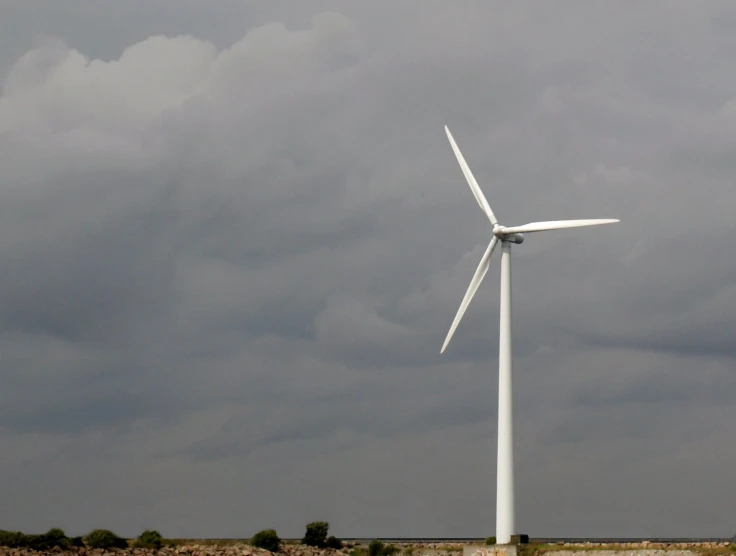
(440, 126), (618, 545)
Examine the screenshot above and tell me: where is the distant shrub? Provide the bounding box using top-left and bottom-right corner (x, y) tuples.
(485, 537), (496, 545)
(302, 521), (329, 547)
(369, 540), (385, 556)
(0, 529), (70, 550)
(326, 535), (344, 549)
(28, 528), (72, 550)
(42, 528), (69, 546)
(84, 529), (128, 549)
(350, 547), (367, 556)
(25, 535), (44, 551)
(369, 539), (397, 556)
(251, 529), (281, 552)
(70, 536), (85, 547)
(134, 530), (163, 549)
(0, 530), (27, 548)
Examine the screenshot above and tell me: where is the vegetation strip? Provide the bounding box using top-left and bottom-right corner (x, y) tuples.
(1, 527), (734, 556)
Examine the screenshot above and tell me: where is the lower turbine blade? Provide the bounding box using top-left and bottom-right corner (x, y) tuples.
(441, 237), (499, 354)
(502, 218), (619, 234)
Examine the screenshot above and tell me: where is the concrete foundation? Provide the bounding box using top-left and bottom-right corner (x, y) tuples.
(463, 545), (517, 556)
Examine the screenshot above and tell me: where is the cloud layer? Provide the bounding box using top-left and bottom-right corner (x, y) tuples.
(1, 0), (736, 539)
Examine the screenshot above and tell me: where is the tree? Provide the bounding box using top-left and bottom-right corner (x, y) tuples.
(327, 536), (344, 549)
(251, 529), (281, 552)
(83, 529), (127, 550)
(302, 521), (329, 548)
(134, 530), (163, 549)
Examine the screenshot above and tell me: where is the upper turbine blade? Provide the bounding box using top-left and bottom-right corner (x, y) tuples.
(502, 218), (620, 234)
(441, 237), (499, 354)
(444, 125), (498, 225)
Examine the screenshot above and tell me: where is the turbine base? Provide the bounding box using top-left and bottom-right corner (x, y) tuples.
(462, 545), (517, 556)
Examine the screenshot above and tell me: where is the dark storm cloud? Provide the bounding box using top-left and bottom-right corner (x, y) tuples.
(1, 0), (736, 540)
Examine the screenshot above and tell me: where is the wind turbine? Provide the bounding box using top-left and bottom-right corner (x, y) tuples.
(440, 125), (618, 545)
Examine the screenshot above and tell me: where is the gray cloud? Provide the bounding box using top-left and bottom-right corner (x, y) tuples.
(1, 0), (736, 541)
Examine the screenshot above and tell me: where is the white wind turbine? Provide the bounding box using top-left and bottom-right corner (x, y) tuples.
(440, 126), (619, 545)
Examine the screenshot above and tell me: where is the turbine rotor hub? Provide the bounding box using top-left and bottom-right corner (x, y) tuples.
(493, 225), (523, 244)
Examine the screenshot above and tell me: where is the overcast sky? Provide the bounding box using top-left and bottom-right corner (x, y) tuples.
(1, 0), (736, 541)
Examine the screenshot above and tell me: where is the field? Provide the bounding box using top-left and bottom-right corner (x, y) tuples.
(1, 530), (735, 556)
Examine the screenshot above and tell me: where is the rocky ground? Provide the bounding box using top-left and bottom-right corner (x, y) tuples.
(0, 543), (354, 556)
(540, 542), (733, 548)
(524, 541), (734, 556)
(0, 541), (733, 556)
(0, 542), (419, 556)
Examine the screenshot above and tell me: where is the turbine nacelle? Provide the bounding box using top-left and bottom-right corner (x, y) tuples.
(503, 233), (524, 244)
(493, 225), (524, 244)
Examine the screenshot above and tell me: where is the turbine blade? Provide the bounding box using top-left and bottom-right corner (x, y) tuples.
(441, 237), (499, 354)
(444, 125), (498, 225)
(502, 218), (620, 234)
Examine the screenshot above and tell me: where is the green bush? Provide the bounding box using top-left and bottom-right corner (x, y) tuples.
(326, 535), (344, 549)
(369, 540), (384, 556)
(485, 537), (497, 545)
(251, 529), (281, 552)
(302, 521), (329, 548)
(42, 528), (69, 547)
(0, 529), (70, 550)
(29, 528), (71, 550)
(84, 529), (128, 550)
(70, 536), (85, 547)
(134, 530), (163, 549)
(370, 539), (399, 556)
(26, 535), (47, 551)
(0, 531), (25, 548)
